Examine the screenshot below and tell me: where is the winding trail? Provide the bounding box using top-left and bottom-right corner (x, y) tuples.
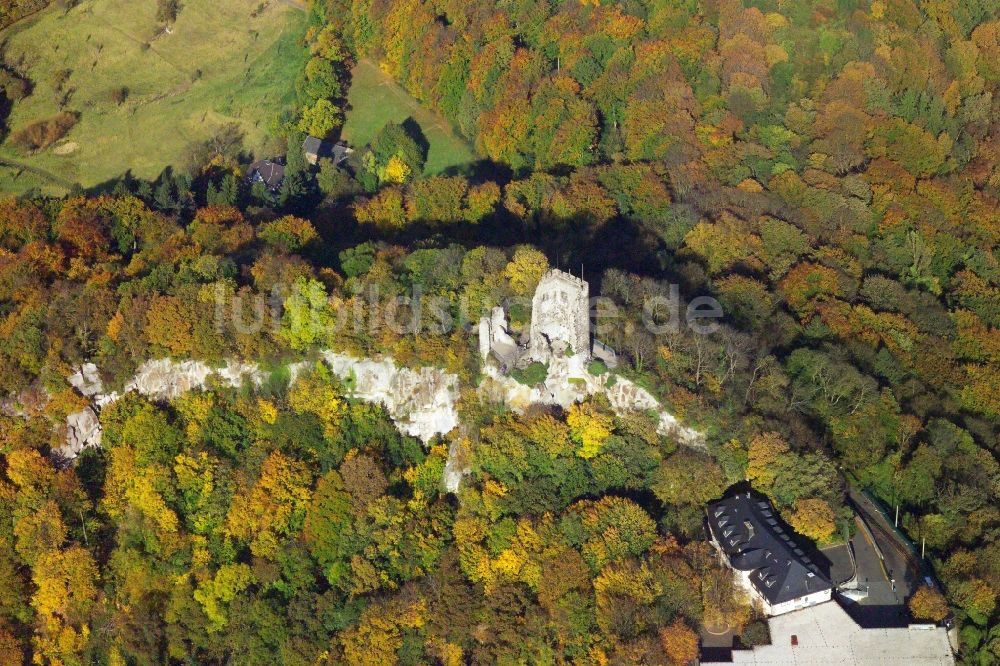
(0, 157), (76, 190)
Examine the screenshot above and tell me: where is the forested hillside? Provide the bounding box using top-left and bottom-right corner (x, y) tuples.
(0, 0), (998, 663)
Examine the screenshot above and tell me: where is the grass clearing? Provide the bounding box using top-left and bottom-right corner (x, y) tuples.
(341, 59), (474, 176)
(0, 0), (307, 194)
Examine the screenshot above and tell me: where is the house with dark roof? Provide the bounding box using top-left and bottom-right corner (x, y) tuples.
(706, 490), (833, 616)
(302, 136), (352, 166)
(247, 159), (285, 192)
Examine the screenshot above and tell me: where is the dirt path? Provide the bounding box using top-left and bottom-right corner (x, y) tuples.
(275, 0), (307, 11)
(0, 157), (75, 190)
(99, 20), (195, 78)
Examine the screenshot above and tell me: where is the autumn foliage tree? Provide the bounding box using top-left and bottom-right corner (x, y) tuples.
(787, 498), (837, 544)
(908, 585), (950, 623)
(660, 618), (700, 666)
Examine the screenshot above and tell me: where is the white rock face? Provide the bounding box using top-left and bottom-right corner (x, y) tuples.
(57, 352), (463, 460)
(480, 354), (705, 449)
(322, 352), (460, 443)
(123, 359), (214, 400)
(61, 406), (102, 459)
(215, 361), (268, 391)
(68, 363), (104, 398)
(605, 378), (704, 448)
(56, 346), (703, 491)
(443, 438), (470, 493)
(123, 359), (268, 401)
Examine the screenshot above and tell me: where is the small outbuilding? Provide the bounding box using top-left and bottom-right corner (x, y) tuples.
(302, 136), (352, 166)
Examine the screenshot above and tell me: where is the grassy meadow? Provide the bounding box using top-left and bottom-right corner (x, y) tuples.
(341, 59), (474, 176)
(0, 0), (307, 194)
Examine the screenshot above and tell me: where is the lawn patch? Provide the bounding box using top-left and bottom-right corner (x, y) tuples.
(341, 59), (474, 176)
(0, 0), (307, 194)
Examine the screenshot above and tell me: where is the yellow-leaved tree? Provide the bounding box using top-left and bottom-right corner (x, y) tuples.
(660, 618), (700, 665)
(787, 498), (837, 543)
(379, 155), (412, 184)
(908, 585), (950, 622)
(339, 597), (427, 666)
(503, 246), (549, 296)
(567, 401), (614, 459)
(31, 546), (99, 665)
(746, 431), (789, 490)
(287, 364), (345, 439)
(225, 452), (313, 558)
(13, 499), (66, 566)
(193, 563), (255, 633)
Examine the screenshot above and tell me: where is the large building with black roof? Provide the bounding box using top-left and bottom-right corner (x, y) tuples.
(706, 490), (833, 616)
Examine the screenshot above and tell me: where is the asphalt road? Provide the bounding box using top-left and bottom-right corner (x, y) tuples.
(848, 487), (921, 598)
(820, 542), (854, 585)
(842, 487), (924, 626)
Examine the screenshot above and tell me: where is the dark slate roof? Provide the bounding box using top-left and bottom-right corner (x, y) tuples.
(706, 491), (833, 605)
(248, 160), (285, 190)
(302, 136), (351, 163)
(302, 135), (323, 155)
(330, 142), (350, 162)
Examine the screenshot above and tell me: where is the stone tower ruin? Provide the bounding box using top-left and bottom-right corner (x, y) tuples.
(528, 269), (590, 361)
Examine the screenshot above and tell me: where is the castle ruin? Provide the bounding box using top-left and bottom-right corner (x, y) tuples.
(528, 269), (591, 361)
(479, 268), (594, 368)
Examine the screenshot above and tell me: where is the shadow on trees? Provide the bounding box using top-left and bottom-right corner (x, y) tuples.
(311, 202), (669, 292)
(400, 116), (429, 164)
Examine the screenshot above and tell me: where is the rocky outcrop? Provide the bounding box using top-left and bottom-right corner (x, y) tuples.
(443, 437), (471, 493)
(479, 353), (705, 449)
(123, 359), (267, 401)
(57, 360), (270, 459)
(61, 406), (101, 459)
(604, 378), (703, 448)
(57, 353), (463, 460)
(68, 363), (104, 398)
(56, 348), (703, 492)
(322, 352), (460, 443)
